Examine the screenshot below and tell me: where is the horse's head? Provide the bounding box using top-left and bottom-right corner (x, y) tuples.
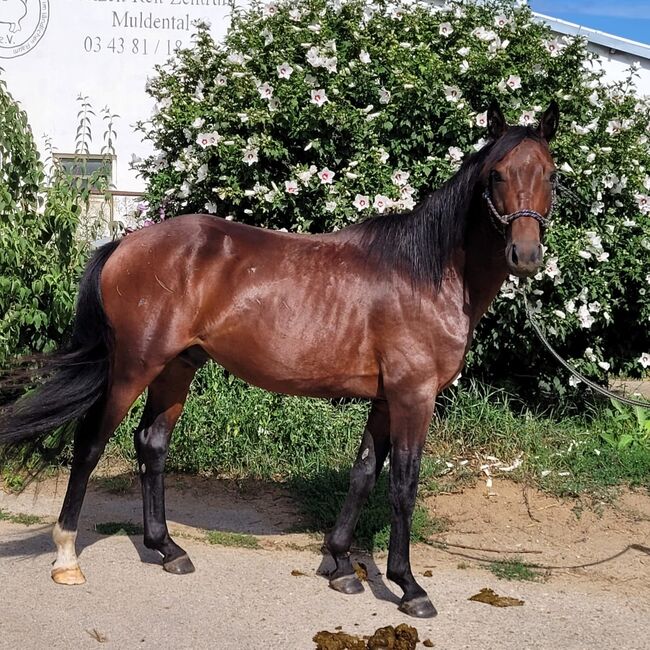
(481, 100), (559, 277)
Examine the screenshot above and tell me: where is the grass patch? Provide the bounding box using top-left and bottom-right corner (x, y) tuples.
(288, 465), (448, 552)
(94, 521), (144, 536)
(432, 380), (650, 497)
(111, 364), (367, 479)
(0, 508), (44, 526)
(93, 474), (134, 494)
(488, 557), (541, 582)
(205, 530), (260, 549)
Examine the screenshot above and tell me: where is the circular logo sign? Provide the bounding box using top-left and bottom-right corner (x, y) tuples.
(0, 0), (49, 59)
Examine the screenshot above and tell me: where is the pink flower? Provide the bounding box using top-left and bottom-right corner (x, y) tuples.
(353, 194), (370, 211)
(310, 88), (329, 107)
(318, 168), (335, 184)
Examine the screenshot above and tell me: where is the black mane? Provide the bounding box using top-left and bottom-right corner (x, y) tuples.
(350, 127), (544, 289)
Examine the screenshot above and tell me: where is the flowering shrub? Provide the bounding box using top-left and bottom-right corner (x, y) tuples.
(0, 74), (86, 367)
(136, 0), (649, 401)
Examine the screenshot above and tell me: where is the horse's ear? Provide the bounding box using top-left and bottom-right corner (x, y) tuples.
(487, 101), (507, 140)
(538, 100), (559, 141)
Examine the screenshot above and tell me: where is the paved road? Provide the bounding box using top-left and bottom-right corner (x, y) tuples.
(1, 518), (649, 650)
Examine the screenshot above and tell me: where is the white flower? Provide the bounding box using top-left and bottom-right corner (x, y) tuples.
(506, 75), (521, 91)
(359, 50), (371, 64)
(196, 163), (209, 183)
(310, 88), (329, 107)
(262, 3), (278, 19)
(379, 87), (391, 104)
(205, 201), (218, 214)
(639, 353), (650, 368)
(544, 257), (560, 279)
(443, 85), (462, 102)
(323, 57), (338, 73)
(598, 361), (611, 371)
(268, 97), (280, 112)
(458, 47), (470, 56)
(238, 113), (249, 123)
(215, 74), (227, 87)
(447, 146), (464, 164)
(635, 193), (650, 214)
(285, 180), (299, 194)
(569, 376), (581, 388)
(298, 167), (316, 184)
(519, 110), (536, 126)
(192, 117), (205, 129)
(585, 347), (597, 362)
(325, 200), (337, 212)
(544, 38), (565, 57)
(318, 167), (335, 184)
(196, 131), (221, 148)
(459, 60), (469, 74)
(475, 111), (488, 128)
(473, 137), (488, 151)
(257, 82), (274, 100)
(373, 194), (391, 213)
(391, 170), (410, 186)
(227, 52), (246, 65)
(242, 147), (259, 165)
(553, 310), (566, 319)
(494, 14), (510, 29)
(606, 120), (622, 135)
(439, 22), (453, 37)
(277, 63), (293, 79)
(377, 148), (389, 164)
(308, 23), (321, 33)
(353, 194), (370, 211)
(261, 28), (274, 46)
(288, 8), (302, 21)
(472, 27), (497, 42)
(578, 304), (595, 329)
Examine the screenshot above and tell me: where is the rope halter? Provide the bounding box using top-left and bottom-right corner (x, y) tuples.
(483, 184), (556, 236)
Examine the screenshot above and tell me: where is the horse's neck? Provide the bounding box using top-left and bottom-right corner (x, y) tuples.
(461, 212), (509, 330)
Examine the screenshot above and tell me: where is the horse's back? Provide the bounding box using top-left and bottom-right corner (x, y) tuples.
(99, 215), (386, 397)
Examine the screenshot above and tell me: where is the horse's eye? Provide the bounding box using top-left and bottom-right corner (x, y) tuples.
(490, 170), (504, 183)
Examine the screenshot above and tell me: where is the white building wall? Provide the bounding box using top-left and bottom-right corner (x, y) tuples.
(1, 1), (648, 194)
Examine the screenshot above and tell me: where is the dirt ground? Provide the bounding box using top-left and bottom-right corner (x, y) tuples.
(1, 472), (649, 649)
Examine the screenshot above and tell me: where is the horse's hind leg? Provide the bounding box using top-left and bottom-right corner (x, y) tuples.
(326, 400), (390, 594)
(134, 355), (199, 574)
(52, 375), (153, 585)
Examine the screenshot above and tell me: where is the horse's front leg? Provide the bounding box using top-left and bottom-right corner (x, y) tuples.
(326, 400), (390, 593)
(386, 391), (437, 618)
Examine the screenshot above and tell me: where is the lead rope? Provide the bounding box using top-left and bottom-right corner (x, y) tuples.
(521, 282), (649, 408)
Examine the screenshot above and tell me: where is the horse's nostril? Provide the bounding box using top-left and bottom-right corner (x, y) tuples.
(510, 245), (519, 266)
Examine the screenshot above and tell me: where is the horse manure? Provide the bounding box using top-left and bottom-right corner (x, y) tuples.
(422, 570), (433, 577)
(291, 569), (306, 576)
(314, 624), (419, 650)
(367, 624), (419, 649)
(313, 630), (367, 650)
(423, 640), (434, 648)
(354, 562), (368, 582)
(468, 588), (524, 607)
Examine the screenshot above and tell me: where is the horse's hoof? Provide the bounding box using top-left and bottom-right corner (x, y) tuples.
(329, 574), (365, 595)
(398, 595), (437, 618)
(51, 565), (86, 585)
(163, 554), (195, 575)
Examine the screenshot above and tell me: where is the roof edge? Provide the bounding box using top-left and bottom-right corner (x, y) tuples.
(532, 12), (650, 61)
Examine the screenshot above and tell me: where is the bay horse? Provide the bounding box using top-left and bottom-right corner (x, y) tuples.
(0, 101), (558, 618)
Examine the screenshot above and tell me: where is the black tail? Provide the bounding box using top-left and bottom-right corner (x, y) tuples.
(0, 240), (120, 460)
